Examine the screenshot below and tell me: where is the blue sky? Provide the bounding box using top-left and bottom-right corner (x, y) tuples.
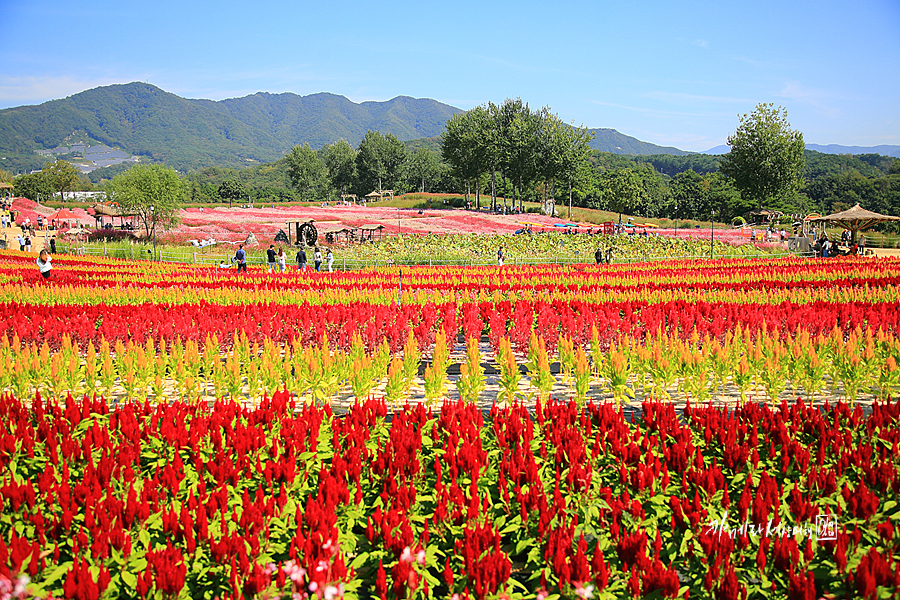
(1, 0), (898, 152)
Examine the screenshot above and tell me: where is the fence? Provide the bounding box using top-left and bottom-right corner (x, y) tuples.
(59, 243), (807, 271)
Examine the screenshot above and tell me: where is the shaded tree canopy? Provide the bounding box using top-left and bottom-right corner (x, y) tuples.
(43, 159), (81, 201)
(106, 164), (184, 240)
(218, 179), (245, 205)
(285, 143), (326, 202)
(14, 172), (55, 203)
(321, 140), (357, 197)
(720, 103), (805, 209)
(355, 131), (408, 195)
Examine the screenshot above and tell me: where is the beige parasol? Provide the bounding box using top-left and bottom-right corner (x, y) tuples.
(809, 204), (900, 242)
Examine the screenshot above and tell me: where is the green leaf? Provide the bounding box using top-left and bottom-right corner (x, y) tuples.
(42, 561), (72, 586)
(120, 569), (137, 588)
(679, 529), (693, 555)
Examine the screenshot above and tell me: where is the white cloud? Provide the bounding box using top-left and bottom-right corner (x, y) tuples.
(779, 81), (840, 117)
(589, 99), (715, 119)
(644, 91), (751, 104)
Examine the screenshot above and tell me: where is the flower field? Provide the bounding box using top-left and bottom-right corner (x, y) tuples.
(2, 251), (900, 599)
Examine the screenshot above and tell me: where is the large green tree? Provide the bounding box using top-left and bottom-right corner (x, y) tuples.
(719, 103), (805, 210)
(355, 131), (408, 195)
(285, 143), (326, 202)
(14, 172), (55, 203)
(218, 179), (246, 207)
(406, 148), (441, 194)
(321, 140), (357, 198)
(43, 159), (81, 202)
(498, 98), (541, 211)
(598, 168), (647, 215)
(106, 164), (185, 242)
(442, 108), (490, 207)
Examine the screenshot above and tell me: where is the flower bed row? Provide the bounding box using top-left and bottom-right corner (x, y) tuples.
(2, 325), (899, 407)
(2, 392), (900, 599)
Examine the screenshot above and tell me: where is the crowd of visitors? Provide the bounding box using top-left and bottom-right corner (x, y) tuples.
(227, 245), (336, 273)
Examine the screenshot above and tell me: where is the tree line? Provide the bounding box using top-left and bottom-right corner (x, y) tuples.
(6, 102), (900, 229)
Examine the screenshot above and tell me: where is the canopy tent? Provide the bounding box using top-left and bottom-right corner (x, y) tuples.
(808, 204), (900, 242)
(47, 208), (81, 221)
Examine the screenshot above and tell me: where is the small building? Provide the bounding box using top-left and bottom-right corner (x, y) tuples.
(364, 190), (394, 203)
(357, 223), (385, 242)
(745, 208), (783, 224)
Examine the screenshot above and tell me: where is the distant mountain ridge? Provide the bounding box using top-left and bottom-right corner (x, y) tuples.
(703, 143), (900, 157)
(0, 83), (464, 171)
(587, 128), (692, 156)
(0, 83), (704, 172)
(805, 143), (900, 158)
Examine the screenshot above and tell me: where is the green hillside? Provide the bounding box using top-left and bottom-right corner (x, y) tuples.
(587, 128), (693, 156)
(0, 82), (698, 174)
(0, 83), (463, 172)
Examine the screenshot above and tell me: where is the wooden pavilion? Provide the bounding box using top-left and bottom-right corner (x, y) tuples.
(365, 190), (394, 203)
(809, 204), (900, 243)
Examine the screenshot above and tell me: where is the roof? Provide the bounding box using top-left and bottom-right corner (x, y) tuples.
(316, 224), (352, 234)
(358, 224), (385, 230)
(809, 203), (900, 230)
(48, 208), (81, 220)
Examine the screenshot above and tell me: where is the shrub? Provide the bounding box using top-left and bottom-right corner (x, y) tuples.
(87, 229), (139, 242)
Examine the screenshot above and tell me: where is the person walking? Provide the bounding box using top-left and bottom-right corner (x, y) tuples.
(497, 246), (504, 267)
(296, 247), (307, 271)
(276, 247), (287, 273)
(36, 249), (53, 279)
(266, 245), (277, 273)
(326, 248), (335, 272)
(594, 247), (604, 265)
(24, 234), (31, 252)
(313, 247), (323, 272)
(49, 237), (57, 254)
(234, 244), (247, 273)
(16, 233), (24, 251)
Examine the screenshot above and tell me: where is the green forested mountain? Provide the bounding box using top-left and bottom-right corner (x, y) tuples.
(0, 83), (700, 175)
(586, 128), (693, 156)
(0, 83), (463, 172)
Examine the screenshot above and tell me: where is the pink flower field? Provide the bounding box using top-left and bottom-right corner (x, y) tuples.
(10, 197), (772, 249)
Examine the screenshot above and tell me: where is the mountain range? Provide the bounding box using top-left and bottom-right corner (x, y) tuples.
(703, 143), (900, 158)
(0, 83), (693, 172)
(0, 82), (894, 174)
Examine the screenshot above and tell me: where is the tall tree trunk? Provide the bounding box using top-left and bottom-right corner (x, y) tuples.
(551, 180), (557, 217)
(518, 176), (523, 213)
(490, 169), (496, 211)
(475, 178), (480, 211)
(568, 180), (573, 220)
